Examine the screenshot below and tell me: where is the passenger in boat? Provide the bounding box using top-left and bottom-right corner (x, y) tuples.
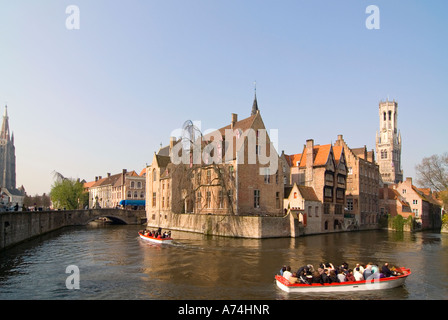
(345, 269), (356, 282)
(320, 269), (330, 284)
(298, 269), (310, 284)
(355, 263), (365, 274)
(289, 272), (299, 284)
(381, 263), (396, 277)
(280, 265), (286, 276)
(283, 266), (293, 281)
(311, 271), (323, 284)
(328, 270), (339, 284)
(353, 267), (364, 281)
(336, 267), (346, 282)
(363, 265), (373, 280)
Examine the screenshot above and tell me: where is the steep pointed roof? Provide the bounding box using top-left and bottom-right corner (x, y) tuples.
(1, 105), (10, 141)
(251, 93), (259, 116)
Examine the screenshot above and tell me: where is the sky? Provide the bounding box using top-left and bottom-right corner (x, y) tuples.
(0, 0), (447, 195)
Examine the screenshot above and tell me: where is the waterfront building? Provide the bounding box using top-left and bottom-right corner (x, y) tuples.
(375, 99), (403, 184)
(283, 183), (322, 234)
(378, 184), (412, 219)
(285, 139), (347, 233)
(145, 96), (284, 226)
(334, 134), (380, 229)
(394, 177), (442, 230)
(0, 105), (24, 209)
(85, 169), (146, 209)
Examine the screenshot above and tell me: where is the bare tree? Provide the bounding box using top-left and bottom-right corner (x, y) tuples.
(415, 153), (448, 192)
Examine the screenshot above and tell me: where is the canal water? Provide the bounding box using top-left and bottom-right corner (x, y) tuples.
(0, 224), (447, 300)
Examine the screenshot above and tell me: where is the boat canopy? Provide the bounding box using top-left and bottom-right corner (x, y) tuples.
(119, 200), (145, 206)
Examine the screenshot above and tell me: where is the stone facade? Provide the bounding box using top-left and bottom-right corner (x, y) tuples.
(376, 99), (403, 184)
(0, 106), (24, 210)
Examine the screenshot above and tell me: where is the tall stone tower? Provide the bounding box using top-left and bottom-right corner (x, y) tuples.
(375, 99), (403, 184)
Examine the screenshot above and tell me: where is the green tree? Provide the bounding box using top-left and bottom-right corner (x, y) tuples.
(50, 172), (87, 210)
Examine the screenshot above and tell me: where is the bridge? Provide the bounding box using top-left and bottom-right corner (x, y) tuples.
(1, 208), (147, 250)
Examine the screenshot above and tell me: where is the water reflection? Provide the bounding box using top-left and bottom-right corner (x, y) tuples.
(0, 226), (447, 300)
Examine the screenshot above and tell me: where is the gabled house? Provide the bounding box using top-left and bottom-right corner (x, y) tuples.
(285, 139), (347, 233)
(145, 95), (284, 227)
(395, 178), (442, 230)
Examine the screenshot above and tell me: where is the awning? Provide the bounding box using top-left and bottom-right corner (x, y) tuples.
(119, 200), (145, 206)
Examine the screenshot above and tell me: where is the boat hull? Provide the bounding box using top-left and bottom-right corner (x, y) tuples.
(275, 268), (411, 293)
(138, 232), (173, 244)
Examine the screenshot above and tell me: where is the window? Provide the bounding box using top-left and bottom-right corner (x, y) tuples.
(254, 190), (260, 208)
(402, 189), (407, 194)
(152, 192), (156, 207)
(337, 175), (346, 184)
(388, 110), (392, 120)
(413, 208), (419, 217)
(276, 192), (280, 209)
(348, 167), (353, 175)
(325, 172), (334, 182)
(162, 197), (165, 208)
(308, 206), (312, 217)
(413, 199), (418, 204)
(131, 181), (135, 188)
(127, 191), (132, 198)
(383, 112), (386, 121)
(134, 191), (138, 198)
(137, 181), (142, 189)
(196, 192), (202, 208)
(315, 206), (319, 217)
(218, 189), (224, 209)
(153, 170), (157, 182)
(255, 145), (261, 155)
(206, 191), (211, 208)
(294, 192), (297, 199)
(264, 168), (270, 184)
(140, 191), (144, 199)
(324, 187), (333, 198)
(324, 203), (330, 214)
(347, 198), (354, 211)
(167, 196), (170, 208)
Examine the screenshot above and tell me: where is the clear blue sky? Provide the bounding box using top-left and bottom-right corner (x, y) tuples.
(0, 0), (447, 195)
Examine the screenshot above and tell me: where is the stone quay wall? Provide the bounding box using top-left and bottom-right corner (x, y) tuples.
(0, 209), (145, 250)
(146, 211), (304, 239)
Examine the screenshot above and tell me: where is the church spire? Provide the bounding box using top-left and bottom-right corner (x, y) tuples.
(1, 105), (10, 141)
(251, 81), (259, 116)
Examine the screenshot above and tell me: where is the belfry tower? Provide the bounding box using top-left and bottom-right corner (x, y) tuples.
(375, 99), (403, 184)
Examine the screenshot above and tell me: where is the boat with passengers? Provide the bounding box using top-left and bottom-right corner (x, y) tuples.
(275, 267), (411, 293)
(138, 228), (173, 244)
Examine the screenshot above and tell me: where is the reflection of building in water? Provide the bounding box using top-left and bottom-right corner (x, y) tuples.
(0, 105), (24, 209)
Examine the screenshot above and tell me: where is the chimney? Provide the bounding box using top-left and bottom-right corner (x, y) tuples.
(169, 136), (176, 151)
(98, 176), (102, 180)
(122, 169), (127, 185)
(337, 134), (343, 141)
(95, 176), (98, 182)
(305, 139), (314, 185)
(231, 113), (238, 129)
(406, 177), (412, 185)
(107, 172), (111, 178)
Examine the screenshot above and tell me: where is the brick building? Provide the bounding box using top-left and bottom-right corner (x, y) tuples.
(334, 134), (380, 229)
(146, 96), (284, 226)
(285, 139), (347, 232)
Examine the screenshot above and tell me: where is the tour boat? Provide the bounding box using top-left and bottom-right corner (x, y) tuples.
(275, 268), (411, 293)
(138, 231), (173, 244)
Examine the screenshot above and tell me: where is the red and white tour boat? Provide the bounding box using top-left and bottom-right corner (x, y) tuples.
(138, 231), (173, 244)
(275, 268), (411, 293)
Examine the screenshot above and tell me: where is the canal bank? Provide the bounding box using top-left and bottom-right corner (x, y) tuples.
(0, 209), (145, 250)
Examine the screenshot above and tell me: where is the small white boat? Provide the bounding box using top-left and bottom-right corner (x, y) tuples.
(275, 268), (411, 293)
(138, 231), (173, 244)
